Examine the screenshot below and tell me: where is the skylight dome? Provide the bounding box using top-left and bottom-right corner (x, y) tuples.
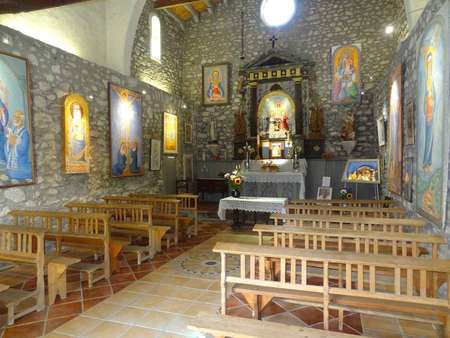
(261, 0), (296, 27)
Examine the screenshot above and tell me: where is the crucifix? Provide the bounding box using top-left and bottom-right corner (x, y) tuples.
(269, 34), (278, 49)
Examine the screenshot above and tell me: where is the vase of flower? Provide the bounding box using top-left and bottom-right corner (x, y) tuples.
(224, 165), (243, 198)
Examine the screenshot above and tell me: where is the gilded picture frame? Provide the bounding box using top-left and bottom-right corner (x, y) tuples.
(163, 112), (178, 155)
(63, 94), (90, 174)
(0, 51), (36, 188)
(202, 62), (231, 106)
(108, 83), (144, 178)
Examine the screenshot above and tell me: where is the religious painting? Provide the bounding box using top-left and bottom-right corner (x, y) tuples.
(271, 142), (283, 158)
(416, 11), (449, 226)
(109, 83), (144, 178)
(0, 52), (35, 187)
(183, 154), (194, 182)
(403, 158), (413, 203)
(202, 63), (231, 106)
(406, 101), (415, 145)
(258, 90), (296, 139)
(150, 139), (161, 171)
(331, 43), (362, 105)
(387, 65), (403, 195)
(343, 159), (380, 184)
(317, 187), (333, 200)
(163, 112), (178, 154)
(185, 122), (192, 144)
(376, 116), (385, 147)
(63, 94), (90, 174)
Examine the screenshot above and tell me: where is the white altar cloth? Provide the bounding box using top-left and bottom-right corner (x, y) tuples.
(218, 196), (288, 220)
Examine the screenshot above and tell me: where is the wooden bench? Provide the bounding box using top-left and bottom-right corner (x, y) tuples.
(254, 224), (445, 258)
(9, 210), (112, 281)
(102, 196), (189, 246)
(0, 225), (45, 324)
(271, 214), (426, 233)
(286, 204), (406, 218)
(64, 202), (169, 264)
(130, 193), (199, 236)
(214, 242), (450, 334)
(187, 313), (365, 338)
(291, 199), (398, 208)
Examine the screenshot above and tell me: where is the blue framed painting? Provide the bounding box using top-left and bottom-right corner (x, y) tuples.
(415, 4), (449, 227)
(109, 83), (144, 178)
(343, 159), (380, 184)
(0, 51), (35, 187)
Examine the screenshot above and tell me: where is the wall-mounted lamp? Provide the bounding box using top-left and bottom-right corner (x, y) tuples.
(182, 103), (188, 109)
(2, 36), (10, 45)
(88, 95), (94, 101)
(385, 24), (394, 35)
(142, 89), (147, 95)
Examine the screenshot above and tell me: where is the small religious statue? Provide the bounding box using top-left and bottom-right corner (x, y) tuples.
(341, 111), (355, 141)
(209, 120), (217, 143)
(308, 104), (324, 139)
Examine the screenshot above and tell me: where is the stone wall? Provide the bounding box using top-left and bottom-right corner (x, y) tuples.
(131, 1), (184, 95)
(179, 0), (408, 160)
(374, 0), (450, 244)
(0, 25), (185, 220)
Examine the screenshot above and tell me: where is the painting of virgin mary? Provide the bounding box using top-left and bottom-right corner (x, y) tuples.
(331, 44), (362, 105)
(416, 12), (449, 226)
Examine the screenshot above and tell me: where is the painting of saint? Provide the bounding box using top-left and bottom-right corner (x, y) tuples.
(416, 13), (448, 226)
(109, 83), (144, 178)
(331, 44), (361, 105)
(63, 94), (90, 174)
(0, 52), (35, 187)
(163, 112), (178, 154)
(387, 65), (403, 195)
(257, 90), (296, 139)
(202, 63), (230, 106)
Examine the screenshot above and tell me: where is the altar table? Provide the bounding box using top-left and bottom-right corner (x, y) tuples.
(218, 196), (288, 228)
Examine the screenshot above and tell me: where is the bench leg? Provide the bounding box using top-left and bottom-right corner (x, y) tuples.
(323, 290), (329, 331)
(7, 304), (14, 325)
(110, 243), (123, 274)
(137, 252), (142, 265)
(253, 295), (261, 320)
(338, 309), (344, 331)
(88, 272), (93, 288)
(48, 262), (68, 306)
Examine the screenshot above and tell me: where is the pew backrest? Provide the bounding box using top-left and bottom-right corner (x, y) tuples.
(130, 193), (198, 212)
(291, 199), (398, 208)
(253, 224), (445, 257)
(101, 196), (178, 220)
(286, 204), (406, 218)
(270, 214), (426, 233)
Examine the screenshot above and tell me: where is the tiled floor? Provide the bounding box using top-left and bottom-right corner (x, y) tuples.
(0, 204), (443, 337)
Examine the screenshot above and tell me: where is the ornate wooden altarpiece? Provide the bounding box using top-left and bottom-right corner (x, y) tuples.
(235, 51), (315, 160)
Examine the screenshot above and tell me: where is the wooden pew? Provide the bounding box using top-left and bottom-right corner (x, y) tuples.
(214, 242), (450, 333)
(9, 210), (112, 282)
(253, 224), (445, 257)
(187, 313), (365, 338)
(286, 204), (406, 218)
(102, 196), (187, 245)
(291, 199), (398, 208)
(0, 225), (45, 324)
(271, 214), (426, 233)
(130, 193), (199, 236)
(64, 202), (169, 264)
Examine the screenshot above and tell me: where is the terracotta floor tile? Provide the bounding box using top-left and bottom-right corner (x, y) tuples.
(290, 306), (324, 326)
(110, 273), (136, 285)
(82, 301), (123, 320)
(104, 291), (142, 306)
(344, 313), (363, 334)
(227, 305), (253, 319)
(111, 281), (133, 293)
(3, 321), (44, 338)
(263, 312), (305, 326)
(261, 301), (285, 318)
(47, 301), (82, 319)
(13, 307), (46, 325)
(43, 333), (73, 338)
(109, 306), (149, 325)
(44, 315), (77, 334)
(53, 290), (82, 305)
(83, 285), (112, 300)
(363, 329), (403, 338)
(83, 296), (108, 311)
(311, 318), (361, 335)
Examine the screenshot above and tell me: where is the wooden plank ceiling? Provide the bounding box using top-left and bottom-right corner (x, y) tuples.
(0, 0), (91, 14)
(154, 0), (227, 22)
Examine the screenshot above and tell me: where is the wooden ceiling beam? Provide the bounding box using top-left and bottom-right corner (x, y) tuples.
(0, 0), (91, 14)
(163, 8), (185, 30)
(203, 0), (214, 14)
(153, 0), (199, 10)
(183, 3), (199, 22)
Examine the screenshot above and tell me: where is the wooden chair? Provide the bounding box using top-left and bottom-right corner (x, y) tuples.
(188, 313), (364, 338)
(290, 199), (398, 208)
(0, 225), (45, 324)
(286, 204), (406, 218)
(9, 210), (112, 281)
(102, 196), (187, 245)
(214, 242), (450, 334)
(271, 214), (426, 233)
(130, 193), (199, 236)
(64, 202), (169, 265)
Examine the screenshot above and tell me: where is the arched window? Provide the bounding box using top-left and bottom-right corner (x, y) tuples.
(150, 14), (161, 62)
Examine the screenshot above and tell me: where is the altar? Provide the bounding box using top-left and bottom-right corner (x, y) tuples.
(241, 159), (307, 201)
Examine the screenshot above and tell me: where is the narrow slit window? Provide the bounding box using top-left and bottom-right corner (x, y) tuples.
(150, 14), (161, 62)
